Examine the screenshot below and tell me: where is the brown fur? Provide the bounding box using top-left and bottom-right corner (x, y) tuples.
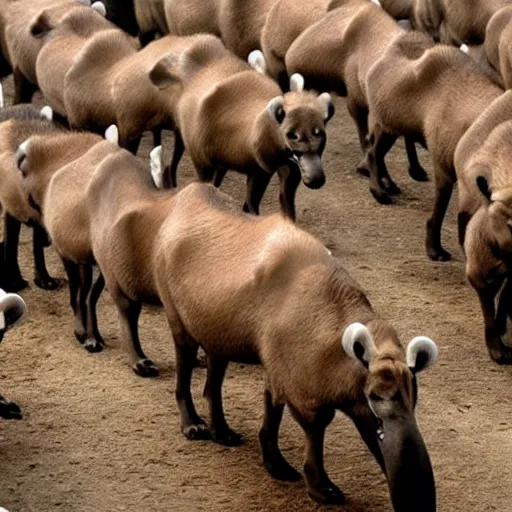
(379, 0), (415, 19)
(484, 6), (512, 89)
(260, 0), (330, 84)
(134, 0), (168, 38)
(155, 35), (333, 220)
(365, 32), (504, 261)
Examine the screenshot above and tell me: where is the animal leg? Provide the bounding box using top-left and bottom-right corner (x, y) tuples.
(259, 388), (301, 481)
(78, 265), (102, 353)
(346, 99), (369, 152)
(2, 214), (27, 292)
(0, 394), (22, 420)
(426, 167), (454, 261)
(175, 341), (210, 440)
(152, 128), (162, 148)
(243, 171), (272, 216)
(33, 225), (60, 290)
(405, 137), (428, 181)
(203, 354), (241, 445)
(213, 168), (228, 188)
(277, 166), (301, 221)
(62, 258), (85, 343)
(165, 131), (185, 189)
(289, 405), (345, 504)
(86, 271), (105, 348)
(13, 67), (36, 104)
(457, 210), (472, 248)
(114, 293), (159, 377)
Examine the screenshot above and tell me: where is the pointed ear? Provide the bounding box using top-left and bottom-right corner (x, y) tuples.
(476, 175), (492, 202)
(16, 139), (31, 175)
(317, 92), (334, 123)
(149, 54), (180, 90)
(91, 1), (107, 16)
(406, 336), (438, 374)
(342, 322), (377, 368)
(0, 290), (27, 331)
(30, 11), (54, 38)
(266, 96), (285, 124)
(289, 73), (304, 93)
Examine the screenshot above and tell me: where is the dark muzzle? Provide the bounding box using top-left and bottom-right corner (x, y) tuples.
(290, 152), (326, 189)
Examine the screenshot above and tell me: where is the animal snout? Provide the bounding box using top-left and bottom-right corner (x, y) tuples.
(297, 153), (325, 189)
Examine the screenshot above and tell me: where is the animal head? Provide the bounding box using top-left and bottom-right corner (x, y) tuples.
(342, 322), (438, 511)
(266, 73), (334, 189)
(0, 289), (27, 344)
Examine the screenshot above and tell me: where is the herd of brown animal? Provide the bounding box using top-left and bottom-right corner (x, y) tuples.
(1, 0), (512, 510)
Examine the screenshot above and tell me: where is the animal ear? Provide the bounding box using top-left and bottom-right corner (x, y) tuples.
(39, 106), (53, 121)
(149, 54), (180, 90)
(30, 11), (54, 38)
(91, 1), (107, 16)
(289, 73), (304, 93)
(0, 289), (27, 331)
(150, 145), (164, 189)
(406, 336), (438, 374)
(476, 175), (492, 202)
(248, 50), (267, 75)
(104, 124), (119, 144)
(342, 322), (377, 368)
(317, 92), (335, 123)
(266, 96), (285, 124)
(16, 139), (31, 175)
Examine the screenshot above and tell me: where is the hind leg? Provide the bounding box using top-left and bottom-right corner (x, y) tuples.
(405, 137), (428, 181)
(13, 67), (37, 104)
(165, 131), (185, 189)
(277, 166), (301, 221)
(85, 271), (105, 349)
(79, 265), (103, 353)
(346, 98), (369, 154)
(33, 225), (60, 290)
(243, 171), (272, 216)
(62, 258), (84, 343)
(3, 214), (27, 292)
(203, 355), (241, 445)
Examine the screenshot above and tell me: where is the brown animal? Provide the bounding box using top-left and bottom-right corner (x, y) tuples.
(16, 128), (122, 355)
(260, 0), (331, 89)
(285, 0), (429, 204)
(0, 0), (12, 79)
(364, 31), (504, 260)
(379, 0), (415, 19)
(86, 169), (440, 507)
(483, 6), (512, 89)
(0, 103), (62, 292)
(454, 90), (512, 363)
(31, 3), (113, 119)
(4, 0), (104, 104)
(151, 35), (334, 220)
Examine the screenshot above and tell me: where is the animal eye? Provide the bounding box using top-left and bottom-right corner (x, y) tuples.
(287, 131), (299, 141)
(313, 127), (323, 137)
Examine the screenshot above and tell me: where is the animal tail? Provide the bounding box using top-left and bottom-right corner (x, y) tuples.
(104, 124), (119, 145)
(150, 145), (163, 189)
(39, 106), (53, 121)
(248, 50), (267, 75)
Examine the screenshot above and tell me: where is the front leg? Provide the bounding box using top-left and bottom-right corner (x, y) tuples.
(3, 214), (27, 292)
(405, 137), (428, 182)
(277, 165), (301, 221)
(289, 405), (345, 504)
(243, 171), (272, 215)
(259, 388), (301, 481)
(203, 355), (241, 445)
(33, 225), (60, 290)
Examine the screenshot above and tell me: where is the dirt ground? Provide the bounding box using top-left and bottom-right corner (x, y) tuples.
(1, 74), (511, 512)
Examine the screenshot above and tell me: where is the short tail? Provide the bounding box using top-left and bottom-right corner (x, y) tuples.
(150, 145), (163, 189)
(104, 124), (119, 145)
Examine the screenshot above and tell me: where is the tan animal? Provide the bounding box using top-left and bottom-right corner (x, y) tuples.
(379, 0), (415, 19)
(16, 128), (123, 355)
(151, 35), (334, 220)
(454, 90), (512, 364)
(0, 288), (27, 420)
(31, 4), (112, 119)
(285, 0), (429, 204)
(364, 31), (504, 260)
(260, 0), (331, 88)
(0, 0), (11, 79)
(4, 0), (104, 103)
(0, 103), (61, 292)
(483, 6), (512, 89)
(86, 169), (440, 507)
(135, 0), (168, 44)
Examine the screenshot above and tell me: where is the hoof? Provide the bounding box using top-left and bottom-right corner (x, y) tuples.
(427, 247), (452, 262)
(1, 277), (29, 293)
(370, 188), (393, 205)
(264, 460), (302, 482)
(409, 165), (429, 182)
(74, 330), (87, 344)
(34, 276), (61, 290)
(308, 484), (346, 505)
(211, 427), (243, 446)
(0, 398), (22, 420)
(183, 422), (211, 441)
(84, 338), (103, 353)
(489, 344), (512, 365)
(356, 164), (370, 177)
(133, 358), (159, 378)
(382, 178), (400, 195)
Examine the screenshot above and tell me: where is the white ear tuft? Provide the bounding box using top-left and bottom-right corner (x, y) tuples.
(150, 145), (163, 189)
(91, 1), (107, 16)
(248, 50), (267, 75)
(460, 44), (469, 54)
(266, 96), (285, 124)
(16, 138), (31, 173)
(104, 124), (119, 145)
(289, 73), (305, 93)
(406, 336), (438, 373)
(0, 83), (4, 109)
(342, 322), (377, 367)
(40, 106), (53, 121)
(0, 289), (27, 331)
(317, 92), (334, 122)
(371, 0), (381, 5)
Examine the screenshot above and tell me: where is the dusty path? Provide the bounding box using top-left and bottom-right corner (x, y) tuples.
(0, 76), (511, 512)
